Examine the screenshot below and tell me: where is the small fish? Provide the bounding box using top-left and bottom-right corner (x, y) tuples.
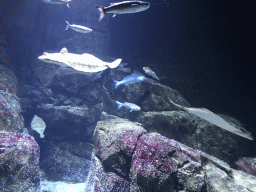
(38, 47), (122, 73)
(95, 1), (150, 21)
(25, 85), (44, 102)
(42, 0), (71, 8)
(65, 21), (93, 34)
(116, 101), (141, 112)
(113, 74), (146, 89)
(31, 115), (46, 138)
(143, 67), (159, 80)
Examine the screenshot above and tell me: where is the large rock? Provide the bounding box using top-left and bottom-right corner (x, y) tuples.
(36, 103), (102, 142)
(85, 153), (131, 192)
(32, 58), (60, 88)
(0, 90), (24, 133)
(0, 132), (40, 192)
(93, 119), (147, 177)
(139, 110), (253, 165)
(32, 60), (105, 108)
(130, 132), (204, 191)
(86, 118), (256, 192)
(0, 64), (18, 95)
(39, 142), (92, 183)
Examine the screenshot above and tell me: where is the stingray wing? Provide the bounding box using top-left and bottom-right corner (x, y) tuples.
(186, 107), (254, 140)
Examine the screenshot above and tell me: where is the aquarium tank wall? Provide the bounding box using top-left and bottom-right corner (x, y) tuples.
(0, 0), (256, 191)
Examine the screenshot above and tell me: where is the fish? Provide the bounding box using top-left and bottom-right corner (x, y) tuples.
(116, 101), (141, 112)
(31, 115), (46, 138)
(113, 74), (146, 89)
(65, 21), (93, 34)
(95, 1), (150, 21)
(143, 67), (160, 80)
(38, 47), (122, 73)
(25, 85), (44, 102)
(168, 98), (254, 140)
(42, 0), (71, 8)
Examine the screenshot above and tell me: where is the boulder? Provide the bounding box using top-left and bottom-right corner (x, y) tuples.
(86, 118), (256, 192)
(0, 64), (18, 95)
(139, 110), (252, 165)
(93, 119), (147, 177)
(39, 142), (92, 183)
(0, 90), (24, 133)
(0, 132), (40, 192)
(36, 103), (102, 142)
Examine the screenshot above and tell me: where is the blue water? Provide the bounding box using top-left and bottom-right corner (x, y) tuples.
(1, 0), (256, 190)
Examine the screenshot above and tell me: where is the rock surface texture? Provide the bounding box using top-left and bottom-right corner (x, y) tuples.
(85, 118), (256, 192)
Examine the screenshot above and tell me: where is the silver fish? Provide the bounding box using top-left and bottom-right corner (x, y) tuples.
(143, 67), (159, 80)
(95, 1), (150, 21)
(65, 21), (93, 34)
(113, 74), (146, 89)
(38, 48), (122, 73)
(42, 0), (71, 8)
(116, 101), (141, 112)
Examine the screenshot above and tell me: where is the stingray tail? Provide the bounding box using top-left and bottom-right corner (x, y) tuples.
(95, 6), (105, 21)
(108, 59), (122, 69)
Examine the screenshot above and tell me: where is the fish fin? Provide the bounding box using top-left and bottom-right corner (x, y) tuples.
(130, 109), (132, 112)
(95, 6), (105, 21)
(66, 2), (70, 8)
(116, 101), (122, 110)
(60, 47), (68, 54)
(113, 79), (119, 89)
(65, 21), (70, 30)
(108, 58), (122, 69)
(113, 14), (117, 18)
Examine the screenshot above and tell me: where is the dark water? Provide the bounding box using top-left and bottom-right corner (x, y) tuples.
(110, 0), (256, 138)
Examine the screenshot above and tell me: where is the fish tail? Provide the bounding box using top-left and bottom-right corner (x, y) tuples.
(108, 58), (122, 69)
(65, 21), (70, 30)
(116, 101), (122, 110)
(113, 79), (120, 89)
(95, 5), (105, 21)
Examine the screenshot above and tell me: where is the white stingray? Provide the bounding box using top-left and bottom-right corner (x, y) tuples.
(38, 48), (122, 73)
(168, 99), (254, 140)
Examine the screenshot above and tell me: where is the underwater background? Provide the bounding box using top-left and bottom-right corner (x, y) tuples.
(1, 0), (256, 191)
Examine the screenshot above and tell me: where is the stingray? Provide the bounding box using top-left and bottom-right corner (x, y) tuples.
(168, 99), (254, 140)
